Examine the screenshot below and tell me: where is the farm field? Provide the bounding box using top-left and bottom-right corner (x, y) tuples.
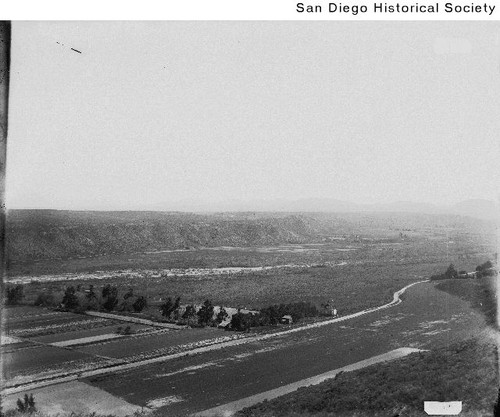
(76, 327), (221, 360)
(2, 280), (491, 415)
(6, 233), (496, 317)
(79, 281), (488, 416)
(4, 14), (500, 417)
(2, 305), (245, 388)
(2, 211), (497, 416)
(235, 336), (498, 417)
(28, 323), (152, 344)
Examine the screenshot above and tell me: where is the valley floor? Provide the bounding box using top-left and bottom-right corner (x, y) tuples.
(2, 280), (491, 416)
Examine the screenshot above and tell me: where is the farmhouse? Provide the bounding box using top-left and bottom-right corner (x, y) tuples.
(281, 315), (293, 325)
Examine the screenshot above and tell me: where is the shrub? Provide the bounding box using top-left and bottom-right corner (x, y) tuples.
(216, 307), (229, 324)
(476, 260), (497, 278)
(132, 296), (147, 313)
(16, 394), (35, 413)
(61, 286), (79, 310)
(5, 285), (24, 305)
(260, 301), (320, 325)
(102, 286), (119, 311)
(197, 299), (215, 326)
(182, 304), (198, 326)
(34, 292), (56, 307)
(230, 312), (257, 331)
(160, 296), (180, 320)
(444, 263), (458, 279)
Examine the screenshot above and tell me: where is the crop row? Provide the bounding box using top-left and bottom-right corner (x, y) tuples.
(9, 318), (114, 337)
(122, 333), (251, 362)
(5, 356), (115, 386)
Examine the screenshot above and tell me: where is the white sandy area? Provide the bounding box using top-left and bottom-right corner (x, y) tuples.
(146, 395), (184, 408)
(8, 262), (349, 284)
(1, 380), (142, 417)
(1, 335), (22, 345)
(156, 362), (218, 378)
(422, 328), (452, 336)
(419, 319), (448, 329)
(51, 333), (122, 347)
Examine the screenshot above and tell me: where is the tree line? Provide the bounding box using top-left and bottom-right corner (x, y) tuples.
(4, 283), (148, 313)
(229, 301), (321, 331)
(430, 259), (496, 281)
(5, 284), (326, 331)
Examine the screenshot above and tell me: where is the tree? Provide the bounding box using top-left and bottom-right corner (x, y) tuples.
(481, 260), (493, 270)
(173, 296), (181, 311)
(476, 260), (495, 277)
(6, 285), (24, 305)
(124, 287), (134, 300)
(197, 299), (215, 326)
(133, 296), (147, 313)
(34, 291), (55, 307)
(172, 296), (181, 318)
(86, 285), (97, 301)
(16, 394), (36, 413)
(230, 311), (254, 331)
(62, 286), (79, 310)
(182, 304), (198, 326)
(160, 296), (181, 320)
(494, 387), (500, 417)
(85, 285), (99, 310)
(444, 264), (458, 279)
(102, 284), (112, 299)
(102, 285), (119, 311)
(160, 297), (175, 318)
(216, 307), (229, 324)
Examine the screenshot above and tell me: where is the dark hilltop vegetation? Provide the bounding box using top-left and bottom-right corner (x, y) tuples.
(6, 210), (321, 263)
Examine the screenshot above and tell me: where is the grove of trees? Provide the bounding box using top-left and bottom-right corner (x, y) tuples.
(229, 301), (321, 331)
(6, 281), (327, 333)
(431, 260), (497, 281)
(7, 282), (150, 316)
(16, 394), (36, 413)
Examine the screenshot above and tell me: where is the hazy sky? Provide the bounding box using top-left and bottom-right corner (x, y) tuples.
(6, 21), (500, 210)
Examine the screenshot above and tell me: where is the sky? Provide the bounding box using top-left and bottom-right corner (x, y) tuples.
(5, 21), (500, 210)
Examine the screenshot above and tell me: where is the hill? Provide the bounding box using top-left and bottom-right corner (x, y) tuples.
(5, 209), (494, 264)
(5, 210), (323, 262)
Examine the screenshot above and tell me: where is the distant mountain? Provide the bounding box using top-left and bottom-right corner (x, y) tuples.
(5, 210), (323, 263)
(146, 198), (362, 213)
(451, 199), (498, 220)
(367, 201), (444, 214)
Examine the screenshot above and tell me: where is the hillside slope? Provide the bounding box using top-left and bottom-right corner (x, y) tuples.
(6, 210), (323, 262)
(5, 210), (494, 264)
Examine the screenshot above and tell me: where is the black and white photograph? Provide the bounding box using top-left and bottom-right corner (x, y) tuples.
(0, 17), (499, 417)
